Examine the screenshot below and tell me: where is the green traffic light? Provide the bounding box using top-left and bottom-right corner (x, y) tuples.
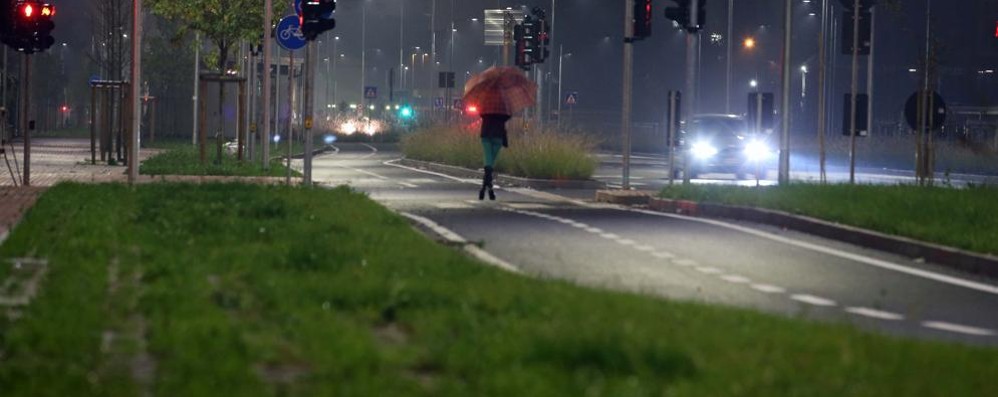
(399, 106), (414, 119)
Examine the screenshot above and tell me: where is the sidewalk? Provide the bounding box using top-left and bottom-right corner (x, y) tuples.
(0, 137), (161, 187)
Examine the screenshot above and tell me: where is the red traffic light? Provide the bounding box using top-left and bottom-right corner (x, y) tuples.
(21, 3), (34, 17)
(41, 5), (54, 16)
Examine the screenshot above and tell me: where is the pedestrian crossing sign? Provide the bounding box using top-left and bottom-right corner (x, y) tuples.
(365, 86), (378, 99)
(566, 92), (578, 106)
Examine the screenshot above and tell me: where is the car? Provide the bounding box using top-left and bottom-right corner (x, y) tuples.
(676, 114), (775, 180)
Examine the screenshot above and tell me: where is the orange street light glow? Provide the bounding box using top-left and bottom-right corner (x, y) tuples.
(743, 37), (756, 49)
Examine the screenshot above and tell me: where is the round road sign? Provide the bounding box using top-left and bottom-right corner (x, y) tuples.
(904, 91), (947, 131)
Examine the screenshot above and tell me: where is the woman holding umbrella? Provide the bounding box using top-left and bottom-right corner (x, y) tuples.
(464, 67), (537, 200)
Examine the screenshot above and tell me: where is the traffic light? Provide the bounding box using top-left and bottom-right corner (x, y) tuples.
(633, 0), (652, 41)
(300, 0), (336, 41)
(398, 105), (414, 119)
(664, 0), (705, 34)
(665, 0), (690, 30)
(2, 1), (55, 54)
(514, 16), (534, 71)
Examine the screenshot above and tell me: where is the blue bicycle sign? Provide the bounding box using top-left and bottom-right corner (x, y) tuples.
(276, 15), (306, 51)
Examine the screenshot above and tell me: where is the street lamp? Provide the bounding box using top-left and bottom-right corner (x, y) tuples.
(743, 37), (756, 50)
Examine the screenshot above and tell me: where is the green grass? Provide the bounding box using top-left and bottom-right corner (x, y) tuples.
(1, 183), (997, 396)
(401, 123), (598, 180)
(140, 145), (296, 177)
(660, 183), (998, 255)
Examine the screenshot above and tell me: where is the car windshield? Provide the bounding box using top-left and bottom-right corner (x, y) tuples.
(690, 117), (748, 142)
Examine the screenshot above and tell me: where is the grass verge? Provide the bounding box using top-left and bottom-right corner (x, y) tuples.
(401, 123), (598, 180)
(660, 183), (998, 255)
(0, 183), (996, 396)
(140, 145), (295, 177)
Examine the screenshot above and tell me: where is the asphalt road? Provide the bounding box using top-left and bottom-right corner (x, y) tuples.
(309, 143), (998, 347)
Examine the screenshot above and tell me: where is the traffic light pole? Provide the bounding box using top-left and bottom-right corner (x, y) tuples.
(817, 0), (828, 183)
(20, 54), (29, 186)
(620, 0), (634, 190)
(848, 0), (860, 184)
(778, 0), (793, 185)
(682, 0), (700, 185)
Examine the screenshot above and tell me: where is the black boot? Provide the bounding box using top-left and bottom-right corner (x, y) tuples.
(485, 167), (497, 201)
(479, 166), (493, 200)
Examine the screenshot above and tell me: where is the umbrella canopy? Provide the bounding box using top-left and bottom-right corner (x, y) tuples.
(463, 66), (537, 115)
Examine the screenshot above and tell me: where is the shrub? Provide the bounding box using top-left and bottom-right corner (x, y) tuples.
(401, 121), (598, 180)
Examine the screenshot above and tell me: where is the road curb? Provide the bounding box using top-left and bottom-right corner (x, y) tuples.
(398, 158), (606, 189)
(595, 192), (998, 280)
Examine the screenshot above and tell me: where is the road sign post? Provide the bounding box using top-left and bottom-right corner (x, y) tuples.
(666, 91), (680, 185)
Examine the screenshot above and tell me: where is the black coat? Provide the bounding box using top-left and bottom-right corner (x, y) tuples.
(480, 114), (511, 147)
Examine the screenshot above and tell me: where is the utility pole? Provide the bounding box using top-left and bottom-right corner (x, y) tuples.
(262, 0), (272, 170)
(817, 0), (828, 183)
(778, 0), (792, 185)
(848, 0), (860, 184)
(360, 3), (367, 114)
(130, 0), (142, 184)
(399, 1), (404, 100)
(303, 41), (316, 186)
(557, 45), (564, 128)
(20, 55), (30, 186)
(725, 0), (733, 113)
(866, 6), (876, 140)
(621, 0), (634, 189)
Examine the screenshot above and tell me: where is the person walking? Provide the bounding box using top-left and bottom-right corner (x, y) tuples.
(480, 113), (511, 200)
(464, 66), (537, 200)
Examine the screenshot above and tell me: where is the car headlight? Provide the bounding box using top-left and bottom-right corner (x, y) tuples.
(744, 140), (770, 161)
(691, 141), (718, 159)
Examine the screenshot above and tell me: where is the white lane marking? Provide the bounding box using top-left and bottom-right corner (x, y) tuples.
(696, 266), (723, 275)
(672, 258), (698, 267)
(751, 284), (787, 294)
(922, 321), (996, 337)
(634, 245), (656, 252)
(584, 227), (604, 234)
(435, 203), (473, 210)
(384, 159), (473, 184)
(791, 294), (837, 307)
(617, 239), (637, 246)
(505, 203), (553, 210)
(399, 212), (466, 244)
(600, 233), (620, 240)
(360, 143), (379, 159)
(720, 275), (751, 284)
(845, 307), (905, 321)
(628, 208), (998, 297)
(652, 252), (676, 260)
(399, 212), (521, 274)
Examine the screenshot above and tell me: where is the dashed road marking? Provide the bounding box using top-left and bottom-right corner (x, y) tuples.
(584, 227), (604, 233)
(845, 307), (905, 321)
(505, 203), (553, 210)
(791, 294), (837, 307)
(720, 275), (751, 284)
(695, 266), (723, 275)
(634, 245), (656, 252)
(600, 233), (620, 240)
(673, 258), (698, 267)
(652, 252), (676, 259)
(617, 239), (637, 246)
(435, 203), (472, 210)
(921, 321), (996, 336)
(751, 284), (786, 294)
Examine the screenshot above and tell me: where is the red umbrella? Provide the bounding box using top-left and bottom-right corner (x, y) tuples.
(463, 66), (537, 115)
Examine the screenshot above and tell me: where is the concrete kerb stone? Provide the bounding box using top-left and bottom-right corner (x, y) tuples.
(398, 158), (607, 190)
(641, 196), (998, 280)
